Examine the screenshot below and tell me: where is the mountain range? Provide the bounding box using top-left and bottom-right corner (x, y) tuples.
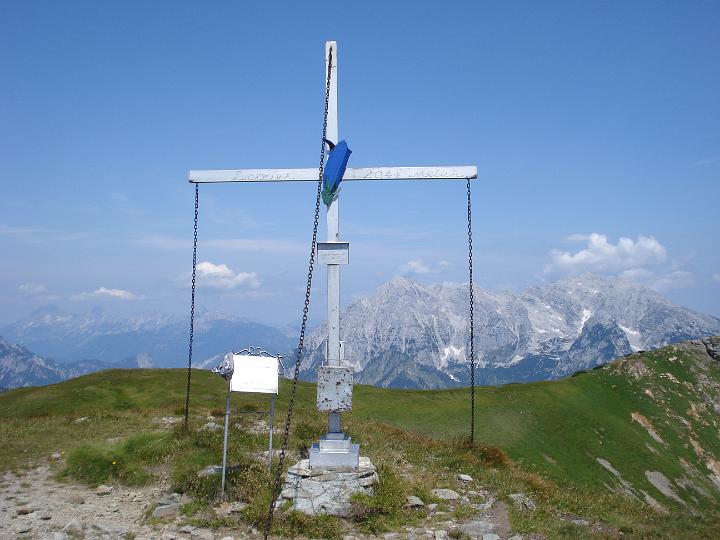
(299, 272), (720, 388)
(1, 273), (718, 390)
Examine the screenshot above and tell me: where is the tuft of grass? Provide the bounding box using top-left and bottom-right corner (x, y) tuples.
(351, 464), (408, 533)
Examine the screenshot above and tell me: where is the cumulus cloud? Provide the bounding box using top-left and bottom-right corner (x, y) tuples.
(72, 287), (140, 300)
(18, 283), (47, 295)
(547, 233), (667, 274)
(195, 261), (260, 290)
(398, 259), (450, 276)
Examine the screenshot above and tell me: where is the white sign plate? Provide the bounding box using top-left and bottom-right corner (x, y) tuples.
(317, 242), (349, 265)
(230, 354), (279, 394)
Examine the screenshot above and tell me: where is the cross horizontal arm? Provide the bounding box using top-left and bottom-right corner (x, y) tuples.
(188, 165), (477, 184)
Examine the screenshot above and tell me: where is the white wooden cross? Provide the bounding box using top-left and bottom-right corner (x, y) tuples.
(188, 41), (477, 469)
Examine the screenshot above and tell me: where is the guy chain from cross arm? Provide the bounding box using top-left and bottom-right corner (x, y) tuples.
(183, 183), (199, 431)
(263, 46), (333, 540)
(467, 178), (475, 444)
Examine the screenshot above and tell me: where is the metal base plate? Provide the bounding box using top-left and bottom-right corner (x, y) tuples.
(309, 433), (360, 469)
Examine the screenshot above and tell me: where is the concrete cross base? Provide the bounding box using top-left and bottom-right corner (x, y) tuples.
(277, 457), (378, 517)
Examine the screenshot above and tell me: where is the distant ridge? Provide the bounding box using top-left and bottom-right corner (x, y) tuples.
(300, 273), (720, 388)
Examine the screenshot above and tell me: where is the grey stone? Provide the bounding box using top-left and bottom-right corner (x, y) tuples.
(459, 520), (494, 538)
(16, 524), (32, 533)
(158, 492), (181, 506)
(509, 492), (536, 512)
(228, 501), (247, 513)
(179, 525), (195, 533)
(50, 452), (62, 460)
(406, 495), (425, 507)
(279, 456), (378, 517)
(483, 535), (500, 540)
(427, 503), (438, 511)
(198, 465), (223, 477)
(62, 519), (83, 536)
(46, 533), (68, 540)
(200, 422), (222, 432)
(434, 531), (448, 540)
(431, 488), (460, 500)
(190, 528), (214, 540)
(508, 536), (524, 540)
(153, 503), (179, 518)
(96, 484), (113, 496)
(40, 514), (52, 520)
(219, 537), (235, 540)
(16, 507), (32, 515)
(458, 473), (473, 483)
(90, 522), (130, 538)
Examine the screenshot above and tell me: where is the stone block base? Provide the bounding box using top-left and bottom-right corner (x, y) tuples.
(278, 457), (378, 517)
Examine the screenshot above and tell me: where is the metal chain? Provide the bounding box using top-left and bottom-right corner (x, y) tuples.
(467, 179), (475, 444)
(263, 47), (333, 540)
(184, 183), (200, 431)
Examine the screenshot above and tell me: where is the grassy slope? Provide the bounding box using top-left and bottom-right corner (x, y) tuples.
(1, 340), (719, 537)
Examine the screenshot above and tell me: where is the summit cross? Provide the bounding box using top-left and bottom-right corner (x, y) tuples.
(188, 41), (477, 469)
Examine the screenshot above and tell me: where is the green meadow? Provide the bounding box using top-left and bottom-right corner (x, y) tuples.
(1, 339), (719, 538)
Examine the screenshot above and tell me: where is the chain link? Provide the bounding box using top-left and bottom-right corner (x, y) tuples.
(467, 179), (475, 444)
(184, 183), (199, 431)
(263, 47), (333, 540)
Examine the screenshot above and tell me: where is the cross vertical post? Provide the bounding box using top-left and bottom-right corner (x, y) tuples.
(325, 41), (342, 436)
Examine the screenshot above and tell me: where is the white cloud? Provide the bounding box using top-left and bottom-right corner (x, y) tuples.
(694, 157), (720, 167)
(195, 261), (260, 290)
(398, 259), (450, 275)
(650, 270), (694, 292)
(72, 287), (140, 300)
(18, 283), (47, 295)
(140, 235), (304, 254)
(547, 233), (667, 274)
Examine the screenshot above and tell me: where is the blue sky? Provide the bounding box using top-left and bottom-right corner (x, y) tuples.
(1, 1), (718, 326)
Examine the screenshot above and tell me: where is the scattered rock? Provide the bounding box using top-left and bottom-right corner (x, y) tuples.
(219, 537), (235, 540)
(16, 524), (32, 533)
(434, 531), (448, 539)
(427, 503), (438, 511)
(50, 452), (63, 461)
(405, 495), (425, 508)
(157, 492), (181, 506)
(483, 535), (500, 540)
(74, 417), (89, 424)
(152, 503), (179, 518)
(16, 507), (32, 515)
(198, 465), (223, 478)
(96, 485), (113, 496)
(200, 422), (222, 432)
(89, 522), (130, 537)
(458, 473), (473, 483)
(179, 525), (195, 533)
(62, 518), (83, 536)
(509, 492), (536, 512)
(645, 471), (686, 506)
(190, 528), (214, 539)
(47, 533), (68, 540)
(431, 488), (460, 500)
(459, 520), (494, 538)
(40, 514), (52, 520)
(228, 501), (247, 513)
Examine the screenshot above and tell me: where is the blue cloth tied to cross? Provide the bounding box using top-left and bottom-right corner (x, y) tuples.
(322, 139), (351, 205)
